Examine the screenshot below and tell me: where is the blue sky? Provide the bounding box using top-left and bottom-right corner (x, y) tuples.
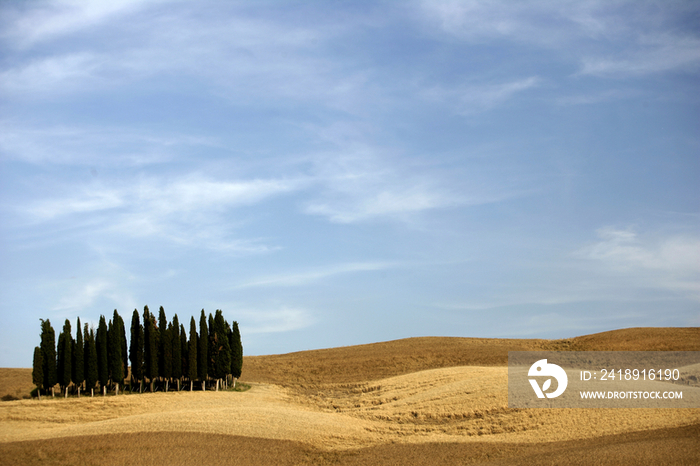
(1, 0), (698, 367)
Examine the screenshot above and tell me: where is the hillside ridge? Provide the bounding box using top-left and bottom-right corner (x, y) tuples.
(243, 327), (700, 385)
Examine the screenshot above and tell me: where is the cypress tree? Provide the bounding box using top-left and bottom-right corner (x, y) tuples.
(163, 323), (173, 391)
(158, 306), (167, 381)
(84, 324), (98, 397)
(32, 346), (43, 399)
(207, 313), (216, 379)
(188, 316), (198, 391)
(40, 319), (57, 397)
(109, 311), (124, 394)
(72, 317), (84, 397)
(108, 319), (114, 379)
(213, 310), (231, 390)
(172, 315), (182, 390)
(198, 310), (208, 390)
(180, 323), (188, 387)
(230, 321), (243, 385)
(143, 306), (158, 392)
(96, 315), (109, 395)
(116, 311), (128, 385)
(129, 309), (144, 392)
(57, 319), (73, 397)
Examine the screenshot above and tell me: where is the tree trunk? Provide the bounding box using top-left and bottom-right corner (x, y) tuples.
(165, 380), (169, 392)
(177, 379), (180, 391)
(233, 378), (237, 389)
(202, 381), (205, 391)
(103, 385), (106, 396)
(38, 390), (41, 401)
(52, 387), (55, 398)
(140, 380), (143, 393)
(91, 388), (94, 397)
(190, 380), (193, 391)
(115, 383), (119, 396)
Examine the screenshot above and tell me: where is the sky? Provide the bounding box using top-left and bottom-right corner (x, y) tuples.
(1, 0), (698, 368)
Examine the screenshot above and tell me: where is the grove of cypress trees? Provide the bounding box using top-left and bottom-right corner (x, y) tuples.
(130, 309), (144, 393)
(40, 319), (57, 397)
(33, 308), (242, 397)
(96, 315), (109, 396)
(198, 310), (208, 390)
(172, 315), (182, 390)
(32, 346), (43, 399)
(73, 317), (84, 397)
(84, 324), (98, 397)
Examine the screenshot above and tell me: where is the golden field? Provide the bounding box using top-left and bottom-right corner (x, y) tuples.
(1, 327), (699, 465)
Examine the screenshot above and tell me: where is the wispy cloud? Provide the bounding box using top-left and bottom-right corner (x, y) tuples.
(416, 0), (614, 45)
(576, 227), (700, 273)
(47, 259), (139, 318)
(575, 227), (700, 297)
(4, 0), (148, 48)
(237, 307), (316, 334)
(27, 187), (125, 220)
(236, 262), (396, 289)
(0, 122), (217, 166)
(422, 77), (540, 115)
(579, 35), (700, 77)
(418, 0), (700, 78)
(0, 1), (369, 112)
(20, 174), (306, 252)
(0, 52), (107, 95)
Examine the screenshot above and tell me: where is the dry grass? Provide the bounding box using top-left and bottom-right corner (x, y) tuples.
(0, 369), (34, 401)
(1, 425), (699, 466)
(1, 327), (699, 465)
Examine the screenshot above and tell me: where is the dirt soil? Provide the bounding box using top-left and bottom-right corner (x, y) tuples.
(1, 327), (699, 465)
